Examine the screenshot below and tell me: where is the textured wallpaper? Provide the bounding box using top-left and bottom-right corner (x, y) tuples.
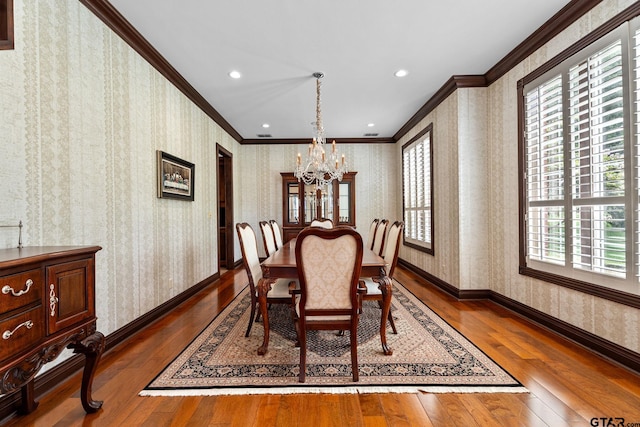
(238, 142), (400, 258)
(398, 0), (640, 353)
(0, 0), (239, 343)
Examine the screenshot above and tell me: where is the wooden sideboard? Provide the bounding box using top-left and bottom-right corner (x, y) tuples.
(0, 246), (104, 415)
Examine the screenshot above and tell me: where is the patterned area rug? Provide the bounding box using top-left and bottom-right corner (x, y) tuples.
(141, 281), (526, 395)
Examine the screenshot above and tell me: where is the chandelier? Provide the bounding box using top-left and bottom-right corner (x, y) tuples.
(294, 72), (348, 186)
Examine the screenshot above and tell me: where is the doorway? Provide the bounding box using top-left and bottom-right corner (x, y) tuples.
(216, 144), (233, 272)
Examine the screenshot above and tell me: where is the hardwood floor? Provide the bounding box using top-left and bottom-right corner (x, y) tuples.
(3, 266), (640, 426)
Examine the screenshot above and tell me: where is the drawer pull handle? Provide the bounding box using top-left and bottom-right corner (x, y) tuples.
(2, 279), (33, 297)
(2, 320), (34, 340)
(50, 284), (59, 316)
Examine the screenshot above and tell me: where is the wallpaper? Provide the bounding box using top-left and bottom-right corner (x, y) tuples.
(238, 142), (399, 259)
(0, 0), (239, 345)
(398, 0), (640, 353)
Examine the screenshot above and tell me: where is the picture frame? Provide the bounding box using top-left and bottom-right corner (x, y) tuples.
(157, 150), (195, 201)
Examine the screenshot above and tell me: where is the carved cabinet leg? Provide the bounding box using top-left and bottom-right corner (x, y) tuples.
(69, 331), (105, 413)
(18, 379), (38, 415)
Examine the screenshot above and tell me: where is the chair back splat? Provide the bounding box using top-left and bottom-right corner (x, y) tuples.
(371, 219), (388, 256)
(270, 220), (284, 249)
(366, 218), (380, 250)
(382, 221), (404, 278)
(310, 218), (333, 229)
(292, 226), (364, 382)
(259, 220), (277, 257)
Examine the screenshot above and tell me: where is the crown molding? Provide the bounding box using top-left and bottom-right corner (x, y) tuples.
(79, 0), (243, 142)
(393, 0), (602, 141)
(240, 137), (395, 145)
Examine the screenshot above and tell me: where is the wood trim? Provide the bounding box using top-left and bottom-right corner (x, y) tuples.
(516, 2), (640, 311)
(400, 124), (435, 255)
(519, 1), (640, 87)
(397, 259), (460, 298)
(240, 137), (395, 145)
(0, 271), (219, 421)
(80, 0), (601, 145)
(519, 267), (640, 309)
(517, 80), (527, 271)
(393, 76), (486, 140)
(398, 258), (640, 374)
(79, 0), (242, 142)
(0, 0), (13, 50)
(485, 0), (603, 84)
(394, 0), (603, 141)
(216, 144), (234, 269)
(491, 291), (640, 373)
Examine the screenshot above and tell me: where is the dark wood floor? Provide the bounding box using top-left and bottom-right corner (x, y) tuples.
(3, 266), (640, 426)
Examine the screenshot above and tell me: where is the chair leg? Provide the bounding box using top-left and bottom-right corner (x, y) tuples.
(245, 298), (256, 337)
(299, 331), (307, 383)
(376, 299), (397, 334)
(350, 323), (359, 382)
(388, 309), (397, 334)
(256, 303), (273, 323)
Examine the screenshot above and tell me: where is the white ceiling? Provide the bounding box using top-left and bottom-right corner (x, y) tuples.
(107, 0), (571, 141)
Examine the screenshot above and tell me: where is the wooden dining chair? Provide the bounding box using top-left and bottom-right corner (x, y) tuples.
(371, 219), (388, 256)
(310, 218), (333, 229)
(236, 223), (297, 337)
(259, 220), (277, 257)
(366, 218), (380, 250)
(360, 221), (404, 335)
(269, 220), (284, 249)
(290, 226), (365, 382)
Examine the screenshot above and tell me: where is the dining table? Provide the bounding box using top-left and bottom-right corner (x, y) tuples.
(257, 237), (394, 356)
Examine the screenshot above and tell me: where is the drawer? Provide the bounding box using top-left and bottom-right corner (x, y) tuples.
(1, 269), (43, 314)
(0, 306), (45, 362)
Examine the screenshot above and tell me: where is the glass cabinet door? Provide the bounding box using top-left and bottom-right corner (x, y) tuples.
(287, 182), (300, 224)
(304, 183), (317, 224)
(281, 172), (356, 231)
(337, 181), (351, 224)
(320, 183), (333, 220)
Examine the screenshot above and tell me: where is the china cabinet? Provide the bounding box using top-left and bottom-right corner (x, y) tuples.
(280, 172), (356, 241)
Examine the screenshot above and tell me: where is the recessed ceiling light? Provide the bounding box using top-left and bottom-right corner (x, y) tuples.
(262, 123), (270, 128)
(394, 69), (408, 77)
(367, 123), (375, 127)
(228, 70), (242, 79)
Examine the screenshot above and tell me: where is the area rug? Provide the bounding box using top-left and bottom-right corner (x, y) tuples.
(141, 280), (526, 396)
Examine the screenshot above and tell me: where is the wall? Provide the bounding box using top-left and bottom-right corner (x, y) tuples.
(0, 0), (239, 365)
(399, 0), (640, 354)
(238, 142), (399, 258)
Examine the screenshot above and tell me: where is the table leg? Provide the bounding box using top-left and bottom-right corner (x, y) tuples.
(257, 277), (275, 355)
(378, 276), (393, 356)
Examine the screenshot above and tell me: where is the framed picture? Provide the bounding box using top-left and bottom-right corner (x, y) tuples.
(157, 150), (195, 201)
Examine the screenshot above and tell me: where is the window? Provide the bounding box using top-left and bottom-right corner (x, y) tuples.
(402, 123), (434, 254)
(0, 0), (13, 50)
(519, 13), (640, 300)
